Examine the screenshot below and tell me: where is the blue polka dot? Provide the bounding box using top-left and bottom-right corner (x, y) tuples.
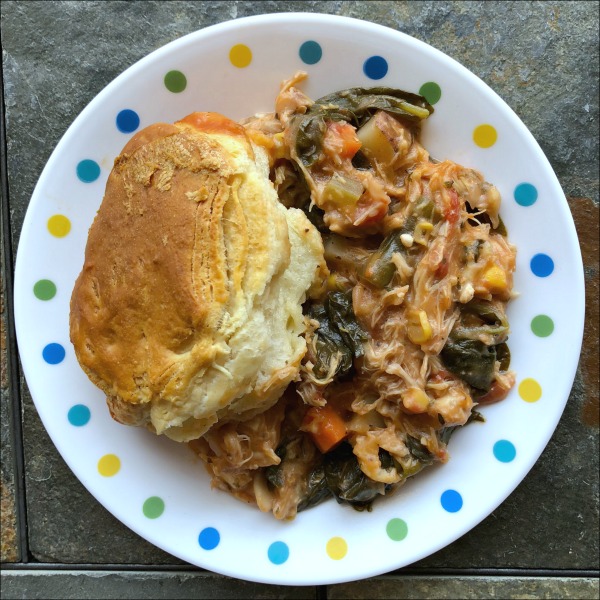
(198, 527), (220, 550)
(441, 489), (463, 513)
(493, 439), (516, 463)
(299, 41), (322, 65)
(68, 404), (91, 427)
(514, 182), (538, 206)
(530, 253), (554, 277)
(268, 541), (289, 565)
(116, 109), (140, 133)
(363, 55), (388, 80)
(42, 343), (65, 365)
(76, 159), (101, 183)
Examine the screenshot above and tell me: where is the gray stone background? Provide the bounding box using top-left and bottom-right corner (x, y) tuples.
(1, 1), (598, 598)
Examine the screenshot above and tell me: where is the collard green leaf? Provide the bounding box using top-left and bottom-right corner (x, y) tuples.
(294, 114), (327, 166)
(306, 291), (367, 379)
(440, 338), (497, 391)
(325, 291), (368, 358)
(312, 87), (434, 128)
(406, 435), (434, 464)
(323, 443), (386, 510)
(297, 464), (331, 512)
(362, 216), (416, 288)
(293, 86), (433, 167)
(306, 303), (354, 379)
(264, 444), (287, 489)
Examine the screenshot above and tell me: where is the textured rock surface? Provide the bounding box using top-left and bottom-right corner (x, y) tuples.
(1, 0), (598, 597)
(2, 571), (599, 599)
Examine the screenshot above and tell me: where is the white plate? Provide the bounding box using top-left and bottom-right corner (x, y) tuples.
(14, 13), (585, 585)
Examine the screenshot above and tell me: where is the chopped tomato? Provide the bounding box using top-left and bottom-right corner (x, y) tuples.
(302, 404), (348, 453)
(444, 188), (460, 224)
(325, 121), (362, 160)
(435, 257), (449, 279)
(353, 195), (389, 227)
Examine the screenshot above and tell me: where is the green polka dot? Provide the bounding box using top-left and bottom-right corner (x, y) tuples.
(531, 315), (554, 337)
(143, 496), (165, 519)
(419, 81), (442, 105)
(33, 279), (57, 300)
(386, 518), (408, 541)
(164, 70), (187, 93)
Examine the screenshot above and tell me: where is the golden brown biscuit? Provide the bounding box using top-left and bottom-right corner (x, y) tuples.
(70, 112), (326, 441)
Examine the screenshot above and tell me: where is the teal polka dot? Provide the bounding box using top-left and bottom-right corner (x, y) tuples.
(514, 182), (538, 206)
(363, 55), (388, 80)
(68, 404), (91, 426)
(493, 439), (516, 463)
(42, 343), (65, 365)
(268, 541), (289, 565)
(76, 159), (100, 183)
(441, 489), (463, 513)
(299, 41), (322, 64)
(198, 527), (220, 550)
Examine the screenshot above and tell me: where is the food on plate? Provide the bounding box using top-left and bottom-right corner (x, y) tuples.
(189, 73), (516, 519)
(69, 112), (327, 442)
(70, 72), (516, 520)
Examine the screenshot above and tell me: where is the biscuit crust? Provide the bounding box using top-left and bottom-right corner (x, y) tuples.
(70, 113), (325, 441)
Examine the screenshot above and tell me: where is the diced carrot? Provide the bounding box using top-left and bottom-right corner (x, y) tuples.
(325, 121), (362, 159)
(302, 404), (348, 453)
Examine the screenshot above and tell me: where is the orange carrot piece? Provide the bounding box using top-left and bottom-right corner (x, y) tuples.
(302, 404), (348, 453)
(326, 121), (362, 159)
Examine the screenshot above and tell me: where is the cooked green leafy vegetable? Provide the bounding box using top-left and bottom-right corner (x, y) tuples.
(362, 217), (416, 288)
(452, 299), (510, 344)
(323, 443), (388, 510)
(440, 338), (497, 391)
(305, 303), (354, 379)
(406, 435), (434, 464)
(292, 87), (434, 166)
(264, 444), (288, 489)
(297, 464), (330, 512)
(326, 291), (368, 358)
(306, 291), (367, 379)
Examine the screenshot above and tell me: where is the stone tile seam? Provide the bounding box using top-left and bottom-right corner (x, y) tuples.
(1, 565), (599, 578)
(0, 60), (29, 563)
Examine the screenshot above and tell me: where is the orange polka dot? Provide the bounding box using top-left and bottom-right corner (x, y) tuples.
(326, 536), (348, 560)
(47, 214), (71, 237)
(98, 454), (121, 477)
(518, 378), (542, 403)
(229, 44), (252, 68)
(473, 124), (498, 148)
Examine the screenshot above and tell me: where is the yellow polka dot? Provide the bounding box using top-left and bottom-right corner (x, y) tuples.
(229, 44), (252, 68)
(47, 214), (71, 237)
(473, 124), (498, 148)
(98, 454), (121, 477)
(326, 536), (348, 560)
(518, 378), (542, 403)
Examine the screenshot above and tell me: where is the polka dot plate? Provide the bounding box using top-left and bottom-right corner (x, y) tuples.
(13, 13), (585, 585)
